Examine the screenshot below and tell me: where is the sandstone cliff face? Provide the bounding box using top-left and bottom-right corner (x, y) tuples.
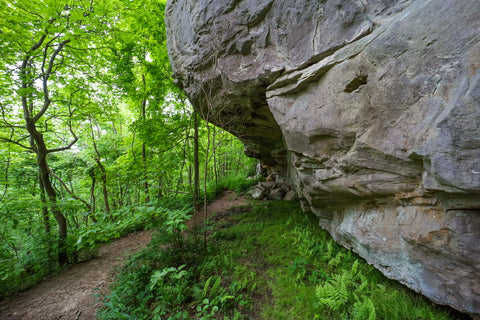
(166, 0), (480, 315)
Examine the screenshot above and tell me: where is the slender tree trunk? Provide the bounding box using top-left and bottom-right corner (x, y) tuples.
(235, 153), (242, 175)
(118, 182), (124, 207)
(99, 165), (110, 213)
(18, 35), (74, 266)
(188, 165), (192, 185)
(26, 121), (68, 266)
(142, 74), (150, 204)
(96, 164), (109, 214)
(38, 156), (68, 266)
(176, 126), (189, 194)
(0, 143), (11, 201)
(89, 171), (96, 212)
(87, 169), (97, 223)
(203, 120), (211, 251)
(158, 176), (163, 199)
(119, 181), (129, 208)
(69, 209), (80, 229)
(227, 139), (231, 176)
(193, 111), (200, 209)
(38, 175), (51, 234)
(213, 126), (218, 187)
(89, 121), (111, 215)
(142, 143), (150, 203)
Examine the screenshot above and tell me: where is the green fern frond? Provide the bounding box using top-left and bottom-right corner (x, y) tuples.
(202, 276), (212, 299)
(357, 274), (369, 293)
(351, 259), (359, 276)
(328, 251), (346, 268)
(326, 239), (335, 259)
(316, 276), (350, 312)
(352, 296), (376, 320)
(210, 275), (222, 298)
(336, 273), (350, 307)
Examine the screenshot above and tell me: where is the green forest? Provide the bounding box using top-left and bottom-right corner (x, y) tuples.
(0, 1), (471, 320)
(0, 0), (254, 295)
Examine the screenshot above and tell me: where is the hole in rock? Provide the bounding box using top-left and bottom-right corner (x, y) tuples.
(344, 75), (368, 93)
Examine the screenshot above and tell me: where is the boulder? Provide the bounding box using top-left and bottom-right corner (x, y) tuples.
(283, 190), (297, 201)
(250, 185), (266, 200)
(259, 181), (276, 189)
(267, 187), (284, 200)
(166, 0), (480, 316)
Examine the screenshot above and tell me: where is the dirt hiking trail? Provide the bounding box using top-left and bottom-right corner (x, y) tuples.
(0, 191), (246, 320)
(0, 230), (152, 320)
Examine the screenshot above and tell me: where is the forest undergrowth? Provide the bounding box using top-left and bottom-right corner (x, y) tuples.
(97, 188), (468, 320)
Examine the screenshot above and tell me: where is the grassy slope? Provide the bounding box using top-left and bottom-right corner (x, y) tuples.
(98, 198), (468, 320)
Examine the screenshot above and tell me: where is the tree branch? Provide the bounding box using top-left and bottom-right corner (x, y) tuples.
(15, 2), (46, 20)
(46, 136), (78, 154)
(0, 103), (25, 129)
(33, 38), (71, 122)
(46, 105), (78, 154)
(0, 136), (34, 151)
(25, 33), (48, 56)
(0, 134), (12, 201)
(21, 32), (48, 120)
(47, 167), (91, 209)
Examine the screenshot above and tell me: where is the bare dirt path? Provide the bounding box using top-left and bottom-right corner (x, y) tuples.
(0, 230), (152, 320)
(186, 190), (248, 228)
(0, 191), (247, 320)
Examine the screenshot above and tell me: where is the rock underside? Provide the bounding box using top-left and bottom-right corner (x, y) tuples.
(165, 0), (480, 316)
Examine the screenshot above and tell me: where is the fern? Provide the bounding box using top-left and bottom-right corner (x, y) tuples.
(328, 249), (346, 268)
(326, 239), (335, 260)
(315, 273), (350, 311)
(351, 259), (359, 276)
(202, 275), (222, 300)
(202, 276), (212, 299)
(336, 273), (351, 307)
(357, 273), (369, 294)
(210, 276), (222, 298)
(352, 297), (376, 320)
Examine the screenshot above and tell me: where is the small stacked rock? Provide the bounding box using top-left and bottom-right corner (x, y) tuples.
(250, 181), (296, 201)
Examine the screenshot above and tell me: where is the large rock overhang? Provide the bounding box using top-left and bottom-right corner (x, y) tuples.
(166, 0), (480, 316)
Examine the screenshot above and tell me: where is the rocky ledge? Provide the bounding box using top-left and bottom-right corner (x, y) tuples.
(166, 0), (480, 316)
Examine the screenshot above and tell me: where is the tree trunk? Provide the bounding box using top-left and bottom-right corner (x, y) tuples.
(38, 175), (51, 234)
(38, 153), (68, 266)
(99, 164), (110, 214)
(188, 165), (192, 185)
(141, 74), (150, 204)
(88, 169), (97, 224)
(19, 34), (72, 267)
(142, 143), (150, 203)
(89, 121), (111, 215)
(213, 126), (218, 186)
(26, 119), (68, 266)
(193, 111), (200, 209)
(157, 176), (163, 199)
(203, 120), (211, 251)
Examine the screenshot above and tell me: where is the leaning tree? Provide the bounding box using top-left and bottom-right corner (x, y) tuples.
(0, 0), (119, 265)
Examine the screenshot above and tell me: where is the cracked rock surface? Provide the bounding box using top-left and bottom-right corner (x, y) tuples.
(166, 0), (480, 315)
